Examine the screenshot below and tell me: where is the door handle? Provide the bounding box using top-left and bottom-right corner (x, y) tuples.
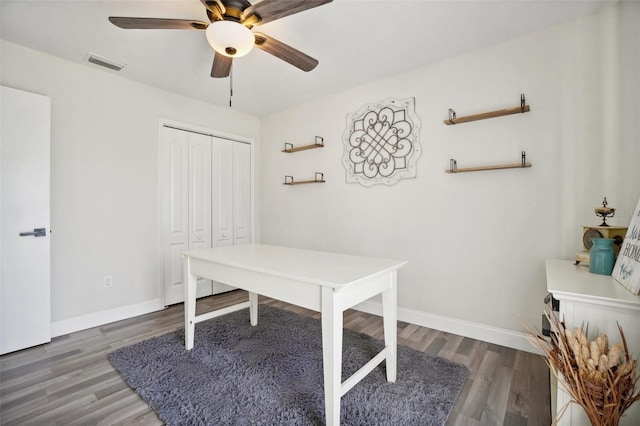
(19, 228), (47, 237)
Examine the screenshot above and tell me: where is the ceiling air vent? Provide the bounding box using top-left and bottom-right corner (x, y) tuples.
(87, 53), (125, 71)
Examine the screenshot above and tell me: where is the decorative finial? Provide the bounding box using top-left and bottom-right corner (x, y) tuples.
(594, 197), (615, 226)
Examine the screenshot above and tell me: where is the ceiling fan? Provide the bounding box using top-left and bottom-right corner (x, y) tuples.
(109, 0), (333, 78)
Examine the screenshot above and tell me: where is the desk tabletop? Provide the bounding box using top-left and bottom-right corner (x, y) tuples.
(183, 244), (407, 289)
(546, 259), (640, 309)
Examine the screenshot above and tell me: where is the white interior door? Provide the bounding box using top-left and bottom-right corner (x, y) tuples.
(161, 127), (212, 305)
(0, 86), (51, 354)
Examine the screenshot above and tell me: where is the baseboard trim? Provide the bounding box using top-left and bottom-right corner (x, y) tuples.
(50, 297), (540, 353)
(51, 299), (165, 337)
(354, 300), (541, 354)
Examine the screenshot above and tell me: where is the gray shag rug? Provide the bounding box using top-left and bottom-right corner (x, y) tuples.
(108, 304), (469, 425)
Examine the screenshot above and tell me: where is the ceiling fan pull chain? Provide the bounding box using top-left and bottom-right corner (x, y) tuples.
(229, 64), (233, 107)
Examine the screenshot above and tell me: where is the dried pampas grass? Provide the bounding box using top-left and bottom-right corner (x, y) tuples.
(527, 311), (640, 426)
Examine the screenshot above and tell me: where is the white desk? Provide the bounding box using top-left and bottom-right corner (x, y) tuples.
(182, 244), (407, 425)
(546, 259), (640, 425)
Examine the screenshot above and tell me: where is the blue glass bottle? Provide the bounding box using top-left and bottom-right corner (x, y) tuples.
(589, 238), (616, 275)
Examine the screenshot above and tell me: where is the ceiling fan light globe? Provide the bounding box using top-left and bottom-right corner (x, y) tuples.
(205, 21), (254, 58)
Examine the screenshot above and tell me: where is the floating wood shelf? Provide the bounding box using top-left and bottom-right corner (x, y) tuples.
(446, 162), (532, 173)
(446, 151), (532, 174)
(283, 173), (325, 185)
(282, 136), (324, 153)
(444, 94), (530, 125)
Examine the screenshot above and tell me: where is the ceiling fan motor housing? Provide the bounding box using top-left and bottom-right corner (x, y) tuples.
(214, 0), (254, 22)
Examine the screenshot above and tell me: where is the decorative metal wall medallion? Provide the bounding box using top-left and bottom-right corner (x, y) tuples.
(342, 97), (421, 186)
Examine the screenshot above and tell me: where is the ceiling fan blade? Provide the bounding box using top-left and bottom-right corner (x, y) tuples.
(253, 33), (318, 72)
(211, 52), (233, 78)
(242, 0), (333, 26)
(109, 17), (208, 30)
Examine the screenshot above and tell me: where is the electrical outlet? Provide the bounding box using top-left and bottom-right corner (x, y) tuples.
(104, 276), (113, 288)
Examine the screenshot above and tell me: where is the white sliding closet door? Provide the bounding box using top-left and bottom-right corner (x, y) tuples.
(210, 137), (252, 294)
(161, 127), (212, 305)
(161, 126), (252, 305)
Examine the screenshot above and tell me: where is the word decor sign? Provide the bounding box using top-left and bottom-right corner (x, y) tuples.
(342, 97), (421, 186)
(612, 196), (640, 294)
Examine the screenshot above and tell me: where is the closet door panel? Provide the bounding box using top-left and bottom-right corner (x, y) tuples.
(169, 243), (187, 286)
(188, 134), (212, 244)
(162, 128), (214, 305)
(167, 132), (188, 240)
(188, 133), (213, 297)
(162, 128), (189, 305)
(212, 138), (234, 247)
(233, 142), (252, 245)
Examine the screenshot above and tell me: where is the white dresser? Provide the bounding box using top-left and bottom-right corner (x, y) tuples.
(546, 259), (640, 425)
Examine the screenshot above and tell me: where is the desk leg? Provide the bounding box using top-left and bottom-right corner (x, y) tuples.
(321, 286), (342, 426)
(184, 256), (196, 350)
(249, 291), (258, 326)
(382, 271), (397, 382)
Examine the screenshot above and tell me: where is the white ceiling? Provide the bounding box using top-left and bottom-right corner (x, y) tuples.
(1, 0), (618, 117)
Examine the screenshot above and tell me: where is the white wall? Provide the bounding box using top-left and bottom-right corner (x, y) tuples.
(0, 40), (260, 332)
(1, 2), (637, 349)
(259, 3), (640, 351)
(618, 1), (640, 217)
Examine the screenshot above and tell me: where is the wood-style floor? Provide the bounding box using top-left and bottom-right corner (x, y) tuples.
(0, 290), (551, 425)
